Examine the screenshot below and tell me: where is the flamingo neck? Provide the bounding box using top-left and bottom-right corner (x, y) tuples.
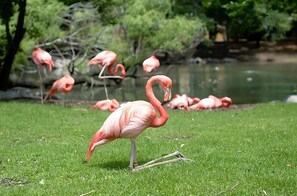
(146, 78), (168, 127)
(107, 64), (126, 77)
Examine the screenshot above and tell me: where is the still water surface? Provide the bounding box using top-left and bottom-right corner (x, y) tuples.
(72, 62), (297, 104)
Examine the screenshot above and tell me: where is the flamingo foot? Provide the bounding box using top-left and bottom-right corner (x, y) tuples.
(131, 151), (193, 172)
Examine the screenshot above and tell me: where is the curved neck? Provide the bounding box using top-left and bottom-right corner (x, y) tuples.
(107, 64), (126, 77)
(146, 78), (168, 127)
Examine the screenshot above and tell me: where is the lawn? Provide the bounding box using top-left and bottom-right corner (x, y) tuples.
(0, 101), (296, 195)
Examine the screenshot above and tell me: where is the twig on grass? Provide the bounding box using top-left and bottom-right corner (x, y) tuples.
(80, 190), (96, 196)
(216, 182), (239, 195)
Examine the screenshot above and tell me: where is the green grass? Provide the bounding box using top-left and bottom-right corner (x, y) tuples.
(0, 101), (296, 195)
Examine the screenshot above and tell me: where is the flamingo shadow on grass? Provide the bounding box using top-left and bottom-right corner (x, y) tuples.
(85, 152), (193, 171)
(84, 158), (159, 171)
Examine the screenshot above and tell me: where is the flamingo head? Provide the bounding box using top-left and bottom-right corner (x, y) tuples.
(158, 76), (172, 102)
(221, 97), (232, 107)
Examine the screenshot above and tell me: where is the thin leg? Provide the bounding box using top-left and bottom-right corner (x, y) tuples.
(37, 68), (44, 104)
(129, 140), (138, 170)
(98, 65), (109, 100)
(132, 151), (193, 172)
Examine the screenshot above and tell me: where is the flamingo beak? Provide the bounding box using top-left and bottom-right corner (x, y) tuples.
(164, 87), (172, 102)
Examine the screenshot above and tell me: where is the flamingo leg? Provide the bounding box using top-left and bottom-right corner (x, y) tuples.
(131, 151), (193, 172)
(98, 65), (109, 100)
(37, 67), (44, 104)
(129, 140), (138, 170)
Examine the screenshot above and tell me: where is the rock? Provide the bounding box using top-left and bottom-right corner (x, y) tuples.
(284, 95), (297, 103)
(0, 87), (39, 100)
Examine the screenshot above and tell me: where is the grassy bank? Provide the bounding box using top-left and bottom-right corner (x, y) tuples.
(0, 101), (296, 195)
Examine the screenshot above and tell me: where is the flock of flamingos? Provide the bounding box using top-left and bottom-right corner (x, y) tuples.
(32, 47), (232, 171)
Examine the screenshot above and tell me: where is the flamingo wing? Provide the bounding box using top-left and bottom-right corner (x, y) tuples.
(101, 101), (156, 140)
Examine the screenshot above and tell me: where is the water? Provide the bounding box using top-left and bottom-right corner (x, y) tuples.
(68, 62), (297, 104)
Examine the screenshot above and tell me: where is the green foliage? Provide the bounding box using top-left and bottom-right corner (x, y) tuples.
(254, 3), (291, 41)
(0, 102), (297, 194)
(223, 0), (292, 41)
(119, 0), (206, 59)
(150, 16), (205, 52)
(10, 0), (66, 69)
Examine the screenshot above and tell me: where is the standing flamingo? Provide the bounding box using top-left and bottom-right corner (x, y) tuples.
(32, 47), (54, 104)
(85, 75), (190, 171)
(92, 99), (120, 112)
(43, 75), (75, 104)
(87, 50), (126, 99)
(143, 55), (160, 73)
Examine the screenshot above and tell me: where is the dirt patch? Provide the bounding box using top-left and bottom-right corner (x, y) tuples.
(0, 178), (29, 186)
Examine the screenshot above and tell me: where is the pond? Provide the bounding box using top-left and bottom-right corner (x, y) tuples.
(70, 62), (297, 104)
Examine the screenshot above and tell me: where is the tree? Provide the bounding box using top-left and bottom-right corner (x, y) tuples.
(0, 0), (26, 90)
(89, 0), (207, 67)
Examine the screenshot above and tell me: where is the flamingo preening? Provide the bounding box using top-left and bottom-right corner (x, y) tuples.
(92, 99), (120, 112)
(87, 50), (126, 99)
(32, 47), (54, 104)
(143, 55), (160, 73)
(43, 75), (75, 104)
(85, 75), (191, 171)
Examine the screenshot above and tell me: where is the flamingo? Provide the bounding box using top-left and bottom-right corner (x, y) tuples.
(92, 99), (120, 112)
(32, 47), (54, 104)
(143, 56), (160, 73)
(166, 94), (190, 110)
(190, 95), (232, 110)
(181, 94), (200, 107)
(87, 50), (126, 99)
(84, 75), (191, 171)
(43, 75), (75, 103)
(220, 97), (233, 107)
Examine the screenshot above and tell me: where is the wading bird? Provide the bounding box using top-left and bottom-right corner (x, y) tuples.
(87, 50), (126, 99)
(32, 47), (54, 104)
(43, 75), (75, 104)
(143, 55), (160, 73)
(84, 75), (190, 171)
(190, 95), (232, 110)
(92, 99), (120, 112)
(166, 94), (190, 110)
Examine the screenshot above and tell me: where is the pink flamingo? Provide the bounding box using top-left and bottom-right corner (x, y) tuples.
(166, 94), (190, 110)
(181, 94), (200, 107)
(190, 95), (232, 110)
(43, 75), (75, 103)
(87, 50), (126, 99)
(92, 99), (120, 112)
(84, 75), (190, 171)
(32, 47), (54, 104)
(220, 97), (233, 107)
(143, 56), (160, 73)
(190, 95), (221, 110)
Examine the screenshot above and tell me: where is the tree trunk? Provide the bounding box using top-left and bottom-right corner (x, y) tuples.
(0, 0), (26, 91)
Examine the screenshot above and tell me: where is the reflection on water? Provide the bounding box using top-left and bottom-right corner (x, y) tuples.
(71, 62), (297, 104)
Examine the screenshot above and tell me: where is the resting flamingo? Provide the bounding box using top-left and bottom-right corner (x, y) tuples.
(92, 99), (120, 112)
(181, 94), (200, 107)
(87, 50), (126, 99)
(84, 75), (190, 171)
(43, 75), (75, 103)
(143, 56), (160, 73)
(32, 47), (54, 104)
(190, 95), (232, 110)
(166, 94), (190, 110)
(220, 97), (233, 107)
